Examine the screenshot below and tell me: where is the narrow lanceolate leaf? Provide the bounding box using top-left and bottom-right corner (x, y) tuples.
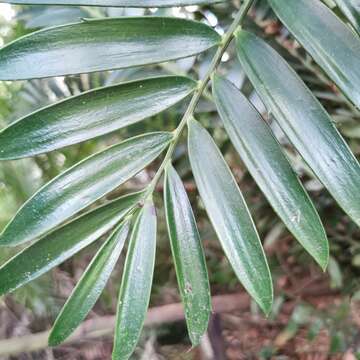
(49, 221), (131, 346)
(236, 31), (360, 227)
(113, 201), (157, 360)
(164, 164), (211, 345)
(334, 0), (360, 34)
(188, 119), (273, 314)
(0, 192), (141, 296)
(0, 76), (196, 159)
(269, 0), (360, 108)
(0, 132), (171, 246)
(5, 0), (225, 7)
(0, 17), (221, 80)
(213, 76), (329, 269)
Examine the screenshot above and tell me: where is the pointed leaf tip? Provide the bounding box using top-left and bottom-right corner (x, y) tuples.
(164, 164), (211, 345)
(0, 191), (142, 297)
(236, 30), (360, 229)
(49, 221), (131, 346)
(188, 118), (273, 314)
(112, 201), (157, 360)
(0, 17), (220, 80)
(0, 76), (196, 159)
(212, 76), (329, 270)
(0, 132), (170, 247)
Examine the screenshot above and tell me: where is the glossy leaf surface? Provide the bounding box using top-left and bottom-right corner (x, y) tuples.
(5, 0), (225, 7)
(0, 76), (195, 159)
(49, 221), (130, 346)
(0, 132), (171, 246)
(334, 0), (360, 33)
(269, 0), (360, 108)
(188, 119), (273, 314)
(0, 17), (221, 80)
(113, 201), (157, 360)
(236, 31), (360, 227)
(164, 164), (211, 345)
(25, 7), (87, 28)
(213, 76), (329, 269)
(0, 192), (141, 296)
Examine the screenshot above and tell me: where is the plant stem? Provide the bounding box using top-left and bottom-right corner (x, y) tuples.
(144, 0), (254, 198)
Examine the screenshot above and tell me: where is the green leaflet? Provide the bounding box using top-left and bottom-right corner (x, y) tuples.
(236, 31), (360, 228)
(49, 221), (131, 346)
(0, 76), (196, 159)
(0, 132), (172, 246)
(188, 119), (273, 314)
(164, 164), (211, 345)
(4, 0), (225, 7)
(0, 192), (141, 296)
(333, 0), (360, 34)
(212, 75), (329, 270)
(113, 200), (157, 360)
(0, 17), (221, 80)
(269, 0), (360, 108)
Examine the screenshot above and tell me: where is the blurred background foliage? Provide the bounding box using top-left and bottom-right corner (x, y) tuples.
(1, 1), (360, 358)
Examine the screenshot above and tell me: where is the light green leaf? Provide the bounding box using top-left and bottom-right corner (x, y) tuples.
(0, 76), (196, 159)
(236, 31), (360, 227)
(49, 220), (131, 346)
(0, 191), (141, 296)
(113, 200), (157, 360)
(328, 256), (343, 288)
(269, 0), (360, 108)
(4, 0), (225, 7)
(212, 75), (329, 270)
(0, 132), (172, 246)
(333, 0), (360, 34)
(164, 164), (211, 345)
(25, 7), (88, 28)
(0, 17), (221, 80)
(188, 118), (273, 314)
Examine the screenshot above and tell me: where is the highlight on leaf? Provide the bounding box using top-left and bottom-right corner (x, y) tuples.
(269, 0), (360, 108)
(49, 220), (131, 346)
(0, 17), (221, 80)
(113, 200), (157, 360)
(164, 163), (211, 345)
(0, 191), (142, 296)
(212, 75), (329, 270)
(333, 0), (360, 34)
(188, 118), (273, 315)
(236, 30), (360, 228)
(0, 132), (172, 246)
(0, 1), (360, 358)
(0, 76), (196, 159)
(3, 0), (226, 7)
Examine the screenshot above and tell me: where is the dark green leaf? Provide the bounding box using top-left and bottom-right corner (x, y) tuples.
(0, 76), (195, 159)
(0, 191), (141, 296)
(113, 200), (157, 360)
(269, 0), (360, 108)
(212, 75), (329, 269)
(0, 132), (171, 246)
(49, 220), (131, 346)
(334, 0), (360, 34)
(236, 31), (360, 227)
(0, 17), (221, 80)
(164, 164), (211, 345)
(5, 0), (225, 7)
(188, 119), (273, 314)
